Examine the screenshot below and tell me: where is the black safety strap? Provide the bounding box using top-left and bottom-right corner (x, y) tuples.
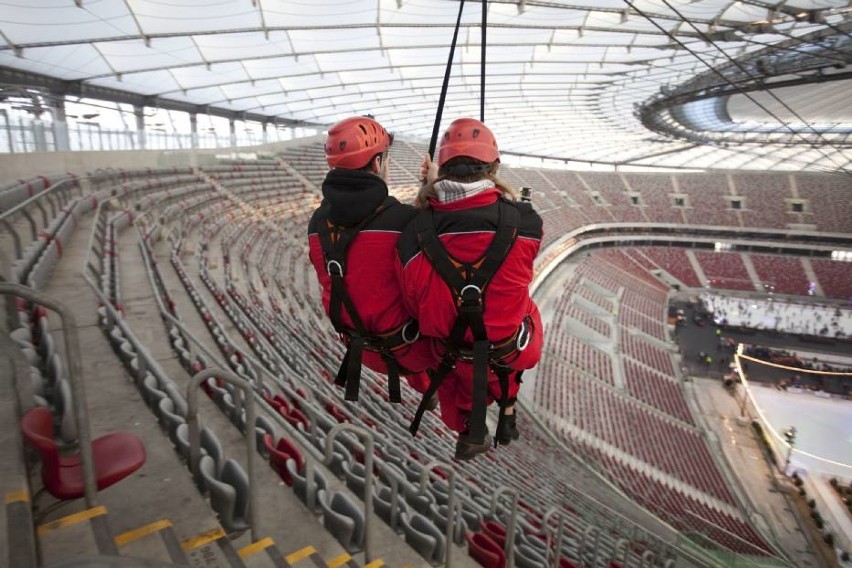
(428, 0), (466, 159)
(480, 0), (487, 123)
(317, 204), (403, 403)
(408, 200), (520, 443)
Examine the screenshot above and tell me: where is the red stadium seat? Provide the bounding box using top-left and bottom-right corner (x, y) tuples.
(21, 407), (146, 500)
(482, 519), (507, 547)
(263, 433), (304, 486)
(465, 531), (505, 568)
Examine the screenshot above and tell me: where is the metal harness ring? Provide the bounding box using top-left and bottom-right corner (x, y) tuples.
(401, 320), (420, 344)
(326, 260), (344, 277)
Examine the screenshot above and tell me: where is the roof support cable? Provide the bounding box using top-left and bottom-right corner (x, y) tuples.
(659, 0), (852, 174)
(428, 0), (467, 158)
(481, 0), (488, 123)
(624, 0), (851, 175)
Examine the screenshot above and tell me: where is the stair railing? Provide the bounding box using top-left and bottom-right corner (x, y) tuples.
(187, 367), (261, 542)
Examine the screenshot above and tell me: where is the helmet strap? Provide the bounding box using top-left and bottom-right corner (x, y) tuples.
(441, 162), (492, 177)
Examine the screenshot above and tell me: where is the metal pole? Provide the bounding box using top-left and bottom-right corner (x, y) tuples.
(187, 367), (260, 542)
(542, 507), (563, 568)
(490, 486), (519, 568)
(322, 424), (375, 563)
(0, 283), (97, 507)
(0, 109), (14, 153)
(419, 461), (457, 567)
(580, 526), (599, 568)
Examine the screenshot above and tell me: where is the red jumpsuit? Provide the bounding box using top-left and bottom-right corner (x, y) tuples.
(308, 169), (437, 396)
(396, 188), (544, 431)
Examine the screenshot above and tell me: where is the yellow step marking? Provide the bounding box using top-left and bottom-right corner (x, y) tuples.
(180, 527), (226, 551)
(5, 490), (29, 504)
(364, 560), (386, 568)
(327, 552), (352, 568)
(37, 505), (108, 535)
(285, 545), (317, 564)
(114, 519), (173, 547)
(238, 537), (275, 558)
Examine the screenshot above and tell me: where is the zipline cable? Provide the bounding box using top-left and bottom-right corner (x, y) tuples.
(481, 0), (487, 123)
(429, 0), (467, 159)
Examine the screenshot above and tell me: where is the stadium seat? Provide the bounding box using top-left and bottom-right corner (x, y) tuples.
(373, 484), (407, 533)
(465, 531), (505, 568)
(401, 511), (446, 565)
(428, 503), (467, 545)
(20, 407), (146, 501)
(317, 489), (364, 553)
(482, 519), (508, 547)
(199, 456), (250, 533)
(263, 433), (304, 486)
(515, 543), (547, 568)
(288, 460), (328, 514)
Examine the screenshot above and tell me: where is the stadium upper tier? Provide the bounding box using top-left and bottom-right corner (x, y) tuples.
(1, 0), (851, 172)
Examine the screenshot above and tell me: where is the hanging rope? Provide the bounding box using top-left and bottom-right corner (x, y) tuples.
(428, 0), (467, 159)
(480, 0), (487, 123)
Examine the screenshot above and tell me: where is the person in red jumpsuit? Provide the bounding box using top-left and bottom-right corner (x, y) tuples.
(397, 118), (544, 460)
(307, 115), (437, 405)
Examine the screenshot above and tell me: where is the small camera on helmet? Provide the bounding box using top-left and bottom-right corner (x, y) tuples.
(520, 186), (533, 203)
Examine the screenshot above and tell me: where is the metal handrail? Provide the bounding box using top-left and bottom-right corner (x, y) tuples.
(419, 461), (458, 568)
(0, 283), (98, 507)
(542, 507), (564, 568)
(322, 423), (375, 563)
(489, 486), (520, 568)
(579, 526), (600, 568)
(187, 367), (261, 542)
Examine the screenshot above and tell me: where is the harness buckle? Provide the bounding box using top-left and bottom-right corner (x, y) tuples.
(458, 284), (483, 306)
(401, 320), (421, 344)
(326, 260), (344, 277)
(516, 318), (531, 352)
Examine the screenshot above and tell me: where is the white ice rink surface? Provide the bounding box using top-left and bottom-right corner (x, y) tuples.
(750, 385), (852, 476)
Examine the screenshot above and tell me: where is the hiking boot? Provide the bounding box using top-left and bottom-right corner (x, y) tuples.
(454, 433), (492, 461)
(424, 393), (439, 412)
(495, 412), (520, 445)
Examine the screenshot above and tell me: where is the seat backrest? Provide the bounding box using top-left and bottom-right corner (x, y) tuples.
(198, 455), (238, 531)
(20, 407), (62, 485)
(221, 459), (249, 525)
(276, 436), (304, 472)
(515, 544), (546, 568)
(409, 513), (445, 563)
(200, 427), (224, 475)
(317, 490), (356, 551)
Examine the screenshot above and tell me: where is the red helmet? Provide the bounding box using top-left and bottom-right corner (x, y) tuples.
(325, 116), (392, 169)
(437, 118), (500, 167)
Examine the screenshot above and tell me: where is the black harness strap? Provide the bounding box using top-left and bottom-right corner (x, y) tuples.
(317, 204), (404, 403)
(408, 199), (520, 444)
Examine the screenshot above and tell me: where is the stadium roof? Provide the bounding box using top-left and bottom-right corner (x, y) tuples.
(1, 0), (850, 172)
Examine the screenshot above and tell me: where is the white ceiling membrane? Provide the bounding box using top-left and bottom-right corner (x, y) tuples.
(1, 0), (850, 172)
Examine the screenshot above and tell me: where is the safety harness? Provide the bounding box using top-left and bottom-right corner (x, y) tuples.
(317, 200), (417, 404)
(408, 198), (524, 445)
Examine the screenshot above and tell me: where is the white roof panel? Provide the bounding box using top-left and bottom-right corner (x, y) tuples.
(1, 1), (137, 45)
(129, 0), (261, 35)
(1, 44), (112, 79)
(89, 70), (181, 96)
(94, 37), (202, 74)
(0, 0), (847, 172)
